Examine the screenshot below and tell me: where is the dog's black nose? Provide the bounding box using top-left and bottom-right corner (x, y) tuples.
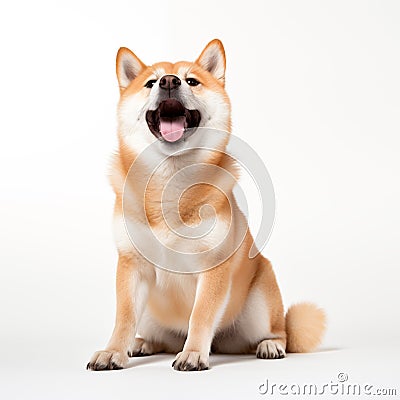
(159, 75), (181, 90)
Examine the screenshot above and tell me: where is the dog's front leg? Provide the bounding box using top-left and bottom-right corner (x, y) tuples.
(172, 267), (230, 371)
(87, 254), (150, 370)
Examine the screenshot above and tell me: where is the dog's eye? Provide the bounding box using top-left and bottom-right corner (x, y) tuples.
(144, 79), (157, 89)
(186, 78), (200, 87)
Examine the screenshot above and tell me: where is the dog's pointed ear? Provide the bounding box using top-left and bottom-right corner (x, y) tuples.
(195, 39), (226, 84)
(116, 47), (146, 90)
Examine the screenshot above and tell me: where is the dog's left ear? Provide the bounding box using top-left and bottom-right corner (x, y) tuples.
(195, 39), (226, 84)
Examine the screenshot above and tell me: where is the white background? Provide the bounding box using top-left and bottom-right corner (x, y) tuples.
(0, 0), (399, 399)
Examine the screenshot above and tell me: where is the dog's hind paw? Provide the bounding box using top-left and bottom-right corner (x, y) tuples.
(256, 339), (286, 359)
(128, 339), (163, 357)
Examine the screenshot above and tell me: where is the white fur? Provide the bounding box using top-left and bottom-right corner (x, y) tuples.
(212, 288), (273, 354)
(117, 66), (230, 162)
(236, 288), (272, 343)
(137, 271), (198, 336)
(113, 214), (134, 254)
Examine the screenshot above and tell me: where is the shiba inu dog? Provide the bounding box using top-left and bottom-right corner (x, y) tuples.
(87, 39), (326, 372)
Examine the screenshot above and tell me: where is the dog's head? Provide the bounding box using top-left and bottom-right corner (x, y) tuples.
(116, 40), (231, 156)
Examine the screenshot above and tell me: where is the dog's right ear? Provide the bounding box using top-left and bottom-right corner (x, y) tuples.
(116, 47), (146, 91)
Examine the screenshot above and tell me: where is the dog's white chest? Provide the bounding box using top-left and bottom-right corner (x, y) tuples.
(116, 205), (230, 273)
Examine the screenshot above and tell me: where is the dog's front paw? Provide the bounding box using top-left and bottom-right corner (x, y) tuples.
(256, 339), (286, 359)
(172, 351), (209, 371)
(86, 350), (128, 371)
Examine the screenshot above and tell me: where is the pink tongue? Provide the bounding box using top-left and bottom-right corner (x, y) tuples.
(160, 116), (186, 142)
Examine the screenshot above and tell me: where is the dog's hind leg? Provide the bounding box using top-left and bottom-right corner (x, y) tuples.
(212, 257), (287, 358)
(252, 257), (287, 359)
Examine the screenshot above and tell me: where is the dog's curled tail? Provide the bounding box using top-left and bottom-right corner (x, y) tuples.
(285, 302), (326, 353)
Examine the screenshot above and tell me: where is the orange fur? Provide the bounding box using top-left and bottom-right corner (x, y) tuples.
(87, 39), (326, 372)
(286, 303), (327, 353)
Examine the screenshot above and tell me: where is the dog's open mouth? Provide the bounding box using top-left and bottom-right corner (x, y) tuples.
(145, 99), (201, 143)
